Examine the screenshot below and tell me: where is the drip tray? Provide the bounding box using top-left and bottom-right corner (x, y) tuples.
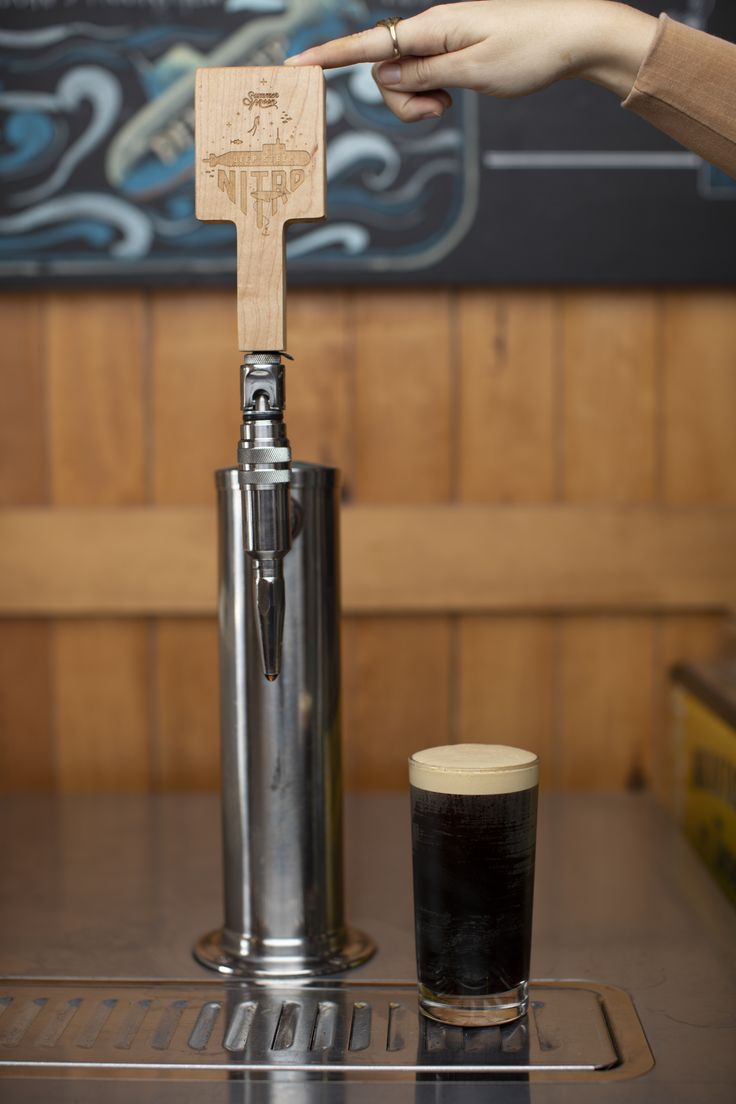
(0, 979), (652, 1082)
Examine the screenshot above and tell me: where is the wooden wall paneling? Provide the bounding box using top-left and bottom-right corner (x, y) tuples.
(151, 290), (238, 505)
(154, 618), (219, 791)
(46, 291), (147, 505)
(342, 615), (451, 790)
(0, 293), (47, 506)
(559, 292), (659, 788)
(54, 620), (152, 792)
(561, 291), (657, 503)
(0, 295), (54, 790)
(652, 613), (726, 807)
(3, 287), (736, 797)
(2, 505), (736, 615)
(286, 290), (353, 484)
(662, 291), (736, 506)
(457, 290), (558, 503)
(344, 290), (453, 787)
(558, 617), (655, 790)
(352, 289), (451, 504)
(456, 290), (559, 775)
(0, 621), (54, 792)
(47, 291), (152, 791)
(657, 290), (735, 798)
(456, 617), (556, 788)
(150, 291), (235, 791)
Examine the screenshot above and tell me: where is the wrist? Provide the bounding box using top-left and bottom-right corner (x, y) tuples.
(573, 2), (658, 98)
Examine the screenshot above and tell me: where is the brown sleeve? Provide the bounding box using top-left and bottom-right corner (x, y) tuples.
(622, 13), (736, 178)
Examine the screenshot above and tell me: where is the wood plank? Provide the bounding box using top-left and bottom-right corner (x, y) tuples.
(286, 290), (353, 486)
(457, 617), (556, 788)
(343, 506), (736, 613)
(54, 620), (152, 792)
(0, 294), (47, 506)
(458, 291), (557, 503)
(653, 613), (726, 807)
(352, 290), (451, 504)
(151, 290), (238, 504)
(46, 291), (147, 505)
(0, 621), (54, 793)
(662, 291), (736, 505)
(154, 618), (219, 790)
(561, 292), (657, 503)
(342, 616), (451, 790)
(195, 66), (325, 352)
(1, 505), (735, 615)
(558, 617), (655, 790)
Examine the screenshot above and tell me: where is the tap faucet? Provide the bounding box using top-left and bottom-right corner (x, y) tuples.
(238, 352), (291, 681)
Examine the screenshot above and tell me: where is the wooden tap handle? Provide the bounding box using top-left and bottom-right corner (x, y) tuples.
(195, 66), (325, 352)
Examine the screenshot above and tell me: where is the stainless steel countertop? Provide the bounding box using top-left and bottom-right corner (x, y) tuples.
(1, 791), (735, 1101)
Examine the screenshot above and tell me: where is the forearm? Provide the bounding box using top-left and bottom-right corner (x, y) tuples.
(573, 1), (658, 99)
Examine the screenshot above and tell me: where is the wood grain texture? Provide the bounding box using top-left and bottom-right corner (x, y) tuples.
(2, 505), (735, 615)
(0, 621), (54, 792)
(653, 613), (726, 806)
(342, 616), (451, 790)
(154, 618), (219, 790)
(2, 286), (735, 797)
(561, 292), (657, 503)
(352, 290), (451, 504)
(341, 505), (736, 613)
(458, 291), (557, 503)
(287, 290), (353, 485)
(0, 294), (47, 506)
(0, 295), (54, 792)
(151, 291), (238, 504)
(195, 66), (325, 351)
(46, 291), (147, 506)
(457, 617), (556, 788)
(662, 291), (736, 506)
(54, 620), (152, 792)
(559, 617), (655, 791)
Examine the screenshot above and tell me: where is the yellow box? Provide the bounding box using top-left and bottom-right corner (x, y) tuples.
(673, 660), (736, 907)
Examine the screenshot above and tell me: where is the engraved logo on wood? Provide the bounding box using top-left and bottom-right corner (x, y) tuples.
(244, 91), (279, 111)
(205, 83), (311, 235)
(206, 138), (310, 231)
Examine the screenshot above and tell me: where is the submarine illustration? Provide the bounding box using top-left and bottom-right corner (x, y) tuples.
(207, 141), (310, 169)
(210, 138), (310, 228)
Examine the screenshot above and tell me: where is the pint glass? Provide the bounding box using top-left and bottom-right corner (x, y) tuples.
(410, 744), (539, 1026)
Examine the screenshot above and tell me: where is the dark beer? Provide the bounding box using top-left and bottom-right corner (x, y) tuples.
(410, 744), (538, 1026)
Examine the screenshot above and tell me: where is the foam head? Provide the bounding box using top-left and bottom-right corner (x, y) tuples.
(409, 744), (539, 796)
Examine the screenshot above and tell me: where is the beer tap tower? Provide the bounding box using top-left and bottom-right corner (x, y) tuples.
(193, 67), (374, 976)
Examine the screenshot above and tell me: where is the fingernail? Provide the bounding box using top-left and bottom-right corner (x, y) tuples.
(420, 109), (443, 120)
(283, 53), (302, 65)
(377, 63), (401, 85)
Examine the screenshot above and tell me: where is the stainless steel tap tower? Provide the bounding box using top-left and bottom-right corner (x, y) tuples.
(194, 451), (375, 976)
(194, 66), (371, 977)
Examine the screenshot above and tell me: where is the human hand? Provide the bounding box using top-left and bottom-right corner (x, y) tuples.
(285, 1), (657, 123)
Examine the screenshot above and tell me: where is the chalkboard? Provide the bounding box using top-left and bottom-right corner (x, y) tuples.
(0, 0), (733, 286)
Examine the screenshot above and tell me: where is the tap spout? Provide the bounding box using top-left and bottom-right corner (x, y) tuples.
(253, 557), (285, 681)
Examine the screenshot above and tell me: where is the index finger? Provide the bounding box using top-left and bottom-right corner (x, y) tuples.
(284, 11), (449, 70)
(284, 26), (398, 69)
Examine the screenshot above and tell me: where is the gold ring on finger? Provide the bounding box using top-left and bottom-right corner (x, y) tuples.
(375, 16), (402, 59)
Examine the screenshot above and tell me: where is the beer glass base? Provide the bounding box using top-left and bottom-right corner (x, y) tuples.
(418, 981), (529, 1026)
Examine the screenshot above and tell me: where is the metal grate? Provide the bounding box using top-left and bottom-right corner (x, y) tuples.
(0, 980), (653, 1081)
